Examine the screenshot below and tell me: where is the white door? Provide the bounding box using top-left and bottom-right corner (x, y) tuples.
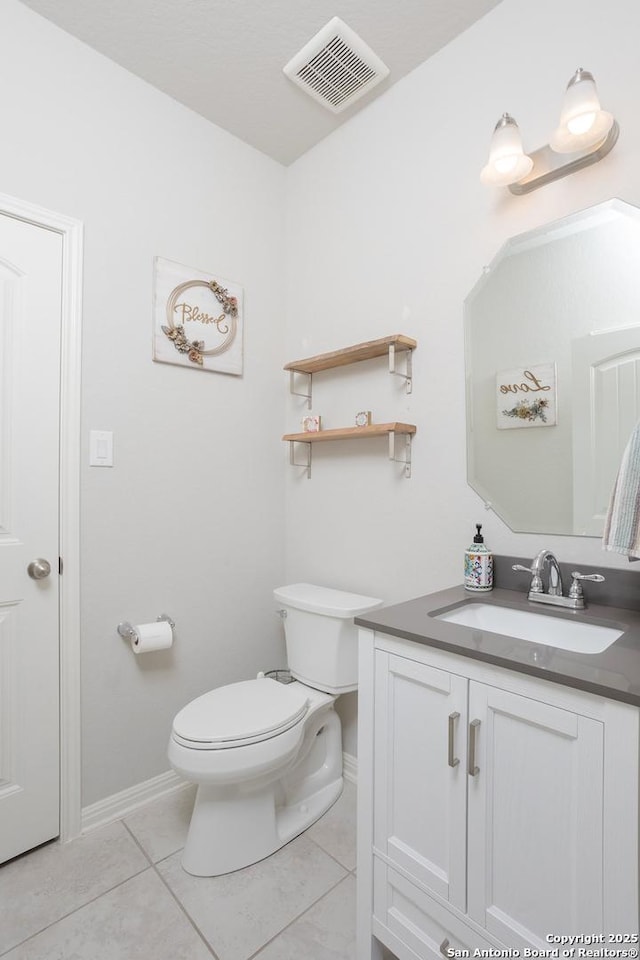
(572, 326), (640, 534)
(0, 213), (62, 863)
(374, 651), (468, 910)
(466, 682), (604, 945)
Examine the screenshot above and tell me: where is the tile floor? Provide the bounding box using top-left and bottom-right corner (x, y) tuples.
(0, 781), (360, 960)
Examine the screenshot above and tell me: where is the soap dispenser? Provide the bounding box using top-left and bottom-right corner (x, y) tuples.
(464, 524), (493, 592)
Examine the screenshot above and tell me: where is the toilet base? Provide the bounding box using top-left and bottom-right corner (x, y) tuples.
(181, 775), (343, 877)
(179, 701), (344, 877)
(171, 683), (344, 877)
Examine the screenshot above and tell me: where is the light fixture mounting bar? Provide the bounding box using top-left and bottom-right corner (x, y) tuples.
(508, 121), (619, 195)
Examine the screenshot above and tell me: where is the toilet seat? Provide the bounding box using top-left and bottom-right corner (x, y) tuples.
(172, 677), (309, 750)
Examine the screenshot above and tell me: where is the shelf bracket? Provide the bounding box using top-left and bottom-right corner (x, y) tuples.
(289, 370), (312, 409)
(389, 431), (412, 478)
(288, 440), (312, 479)
(388, 343), (413, 394)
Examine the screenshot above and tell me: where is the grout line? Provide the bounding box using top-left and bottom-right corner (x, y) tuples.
(122, 825), (221, 960)
(247, 871), (354, 959)
(149, 864), (221, 960)
(0, 863), (151, 958)
(120, 820), (155, 866)
(120, 821), (220, 959)
(306, 832), (355, 874)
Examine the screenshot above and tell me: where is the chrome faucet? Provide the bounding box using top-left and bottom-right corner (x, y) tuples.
(534, 549), (563, 597)
(513, 550), (605, 609)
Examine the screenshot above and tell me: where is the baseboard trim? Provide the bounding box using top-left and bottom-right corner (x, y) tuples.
(81, 770), (190, 834)
(343, 751), (357, 784)
(82, 753), (358, 834)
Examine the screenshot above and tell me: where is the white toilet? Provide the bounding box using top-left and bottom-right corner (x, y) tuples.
(168, 583), (382, 876)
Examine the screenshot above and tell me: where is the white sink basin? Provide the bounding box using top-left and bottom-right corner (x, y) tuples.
(434, 603), (623, 654)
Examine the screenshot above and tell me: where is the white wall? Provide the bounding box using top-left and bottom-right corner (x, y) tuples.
(1, 0), (287, 806)
(284, 0), (640, 753)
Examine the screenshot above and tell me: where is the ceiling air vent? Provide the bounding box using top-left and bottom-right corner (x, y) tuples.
(283, 17), (390, 114)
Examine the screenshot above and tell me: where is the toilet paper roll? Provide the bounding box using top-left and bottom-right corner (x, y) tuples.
(130, 620), (173, 654)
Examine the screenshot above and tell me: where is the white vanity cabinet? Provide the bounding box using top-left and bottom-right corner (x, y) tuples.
(357, 630), (640, 960)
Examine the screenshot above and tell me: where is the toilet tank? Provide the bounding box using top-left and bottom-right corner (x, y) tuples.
(273, 583), (383, 694)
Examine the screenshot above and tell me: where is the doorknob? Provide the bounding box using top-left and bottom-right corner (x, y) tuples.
(27, 558), (51, 580)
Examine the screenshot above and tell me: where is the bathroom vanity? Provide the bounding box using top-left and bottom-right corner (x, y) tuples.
(355, 580), (640, 959)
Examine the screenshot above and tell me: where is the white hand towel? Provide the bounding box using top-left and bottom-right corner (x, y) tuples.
(603, 421), (640, 558)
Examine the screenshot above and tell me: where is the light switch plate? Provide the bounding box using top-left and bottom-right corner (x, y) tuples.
(89, 430), (113, 467)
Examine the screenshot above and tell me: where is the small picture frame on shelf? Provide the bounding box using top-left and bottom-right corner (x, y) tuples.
(302, 415), (321, 433)
(355, 410), (372, 427)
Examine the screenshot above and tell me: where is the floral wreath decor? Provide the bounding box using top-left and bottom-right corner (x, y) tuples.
(162, 279), (239, 366)
(502, 398), (550, 423)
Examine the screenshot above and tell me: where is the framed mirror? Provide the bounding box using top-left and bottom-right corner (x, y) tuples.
(465, 199), (640, 536)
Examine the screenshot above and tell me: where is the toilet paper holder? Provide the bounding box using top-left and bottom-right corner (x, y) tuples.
(117, 614), (175, 642)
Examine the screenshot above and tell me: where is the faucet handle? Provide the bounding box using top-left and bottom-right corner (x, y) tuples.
(512, 563), (543, 593)
(569, 571), (605, 599)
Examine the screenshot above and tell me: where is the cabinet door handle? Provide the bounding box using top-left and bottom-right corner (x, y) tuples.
(468, 718), (480, 776)
(447, 712), (460, 768)
(440, 938), (451, 957)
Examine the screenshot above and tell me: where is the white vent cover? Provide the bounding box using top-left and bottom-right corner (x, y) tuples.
(283, 17), (389, 114)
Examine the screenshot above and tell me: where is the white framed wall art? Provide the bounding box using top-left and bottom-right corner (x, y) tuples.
(496, 363), (557, 429)
(153, 257), (243, 375)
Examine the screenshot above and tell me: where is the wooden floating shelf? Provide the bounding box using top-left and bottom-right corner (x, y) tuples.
(283, 423), (416, 478)
(284, 334), (416, 375)
(282, 422), (416, 443)
(285, 334), (417, 407)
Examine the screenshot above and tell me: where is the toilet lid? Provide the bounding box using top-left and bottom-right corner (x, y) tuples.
(172, 678), (309, 747)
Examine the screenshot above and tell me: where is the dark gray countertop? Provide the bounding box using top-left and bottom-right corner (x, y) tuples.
(355, 584), (640, 707)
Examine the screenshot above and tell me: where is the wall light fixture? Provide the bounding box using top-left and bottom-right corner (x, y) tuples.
(481, 69), (619, 195)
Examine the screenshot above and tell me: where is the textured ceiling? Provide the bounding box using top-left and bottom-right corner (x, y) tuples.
(19, 0), (503, 165)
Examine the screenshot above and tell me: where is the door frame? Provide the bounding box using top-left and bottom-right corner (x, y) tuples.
(0, 191), (83, 842)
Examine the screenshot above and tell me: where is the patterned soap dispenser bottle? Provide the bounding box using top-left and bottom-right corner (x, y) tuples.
(464, 524), (494, 592)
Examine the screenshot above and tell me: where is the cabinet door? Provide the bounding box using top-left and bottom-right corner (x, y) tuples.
(374, 651), (468, 910)
(467, 682), (604, 944)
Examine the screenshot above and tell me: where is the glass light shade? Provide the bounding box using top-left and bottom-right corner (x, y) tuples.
(550, 69), (614, 153)
(480, 114), (534, 186)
